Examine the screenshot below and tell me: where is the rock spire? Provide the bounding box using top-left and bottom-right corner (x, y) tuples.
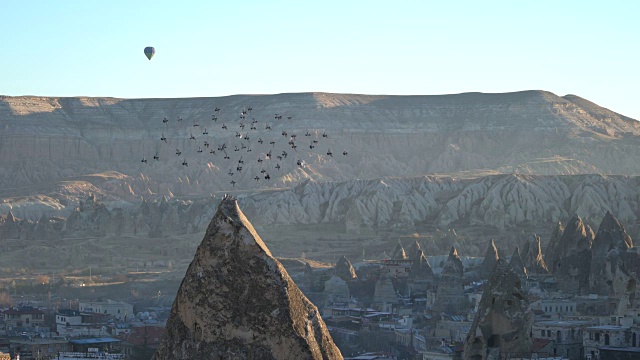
(153, 195), (343, 360)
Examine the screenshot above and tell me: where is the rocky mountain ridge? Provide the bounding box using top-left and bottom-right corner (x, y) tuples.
(1, 90), (639, 198)
(2, 174), (639, 253)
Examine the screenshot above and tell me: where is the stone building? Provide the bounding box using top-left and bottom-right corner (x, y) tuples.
(583, 325), (632, 360)
(532, 320), (591, 359)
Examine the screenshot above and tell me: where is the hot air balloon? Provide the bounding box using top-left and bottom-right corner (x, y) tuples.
(144, 47), (155, 60)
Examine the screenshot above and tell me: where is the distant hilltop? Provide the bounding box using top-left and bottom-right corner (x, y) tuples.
(1, 90), (639, 199)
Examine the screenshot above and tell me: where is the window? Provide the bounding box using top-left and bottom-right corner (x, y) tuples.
(595, 333), (600, 341)
(541, 330), (545, 337)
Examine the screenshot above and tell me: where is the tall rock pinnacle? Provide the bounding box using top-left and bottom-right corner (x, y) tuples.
(334, 256), (358, 282)
(153, 195), (343, 360)
(464, 259), (533, 360)
(478, 239), (499, 279)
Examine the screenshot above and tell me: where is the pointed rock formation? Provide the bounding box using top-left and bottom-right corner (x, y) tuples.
(464, 259), (533, 360)
(2, 211), (21, 239)
(478, 239), (499, 279)
(432, 247), (466, 314)
(553, 214), (594, 261)
(544, 221), (564, 264)
(405, 240), (422, 260)
(590, 211), (634, 295)
(390, 240), (407, 260)
(509, 247), (527, 278)
(551, 214), (594, 294)
(442, 246), (464, 277)
(521, 234), (548, 274)
(410, 251), (433, 279)
(373, 271), (397, 306)
(334, 256), (358, 282)
(153, 196), (342, 360)
(324, 276), (350, 305)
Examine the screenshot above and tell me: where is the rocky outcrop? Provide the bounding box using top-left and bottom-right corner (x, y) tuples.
(478, 239), (499, 279)
(152, 196), (342, 360)
(432, 247), (466, 315)
(521, 234), (548, 274)
(550, 214), (595, 294)
(389, 241), (407, 260)
(405, 240), (422, 261)
(324, 276), (350, 305)
(1, 211), (21, 239)
(442, 247), (464, 277)
(464, 259), (533, 360)
(590, 212), (634, 296)
(545, 221), (564, 264)
(240, 174), (640, 232)
(509, 247), (527, 278)
(2, 174), (640, 249)
(373, 272), (397, 306)
(334, 256), (357, 282)
(410, 251), (433, 280)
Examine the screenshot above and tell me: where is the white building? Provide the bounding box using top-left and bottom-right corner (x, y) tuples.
(79, 300), (133, 321)
(55, 309), (110, 337)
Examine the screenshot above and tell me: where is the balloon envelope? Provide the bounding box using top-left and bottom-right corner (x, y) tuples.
(144, 47), (155, 60)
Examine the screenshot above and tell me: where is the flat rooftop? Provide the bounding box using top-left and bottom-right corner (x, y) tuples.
(586, 325), (630, 331)
(536, 320), (592, 327)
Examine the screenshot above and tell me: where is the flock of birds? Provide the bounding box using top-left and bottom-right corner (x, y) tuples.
(140, 106), (348, 187)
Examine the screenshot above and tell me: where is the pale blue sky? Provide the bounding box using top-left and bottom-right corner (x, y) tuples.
(2, 0), (638, 119)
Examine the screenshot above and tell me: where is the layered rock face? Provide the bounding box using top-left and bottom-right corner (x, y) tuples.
(2, 90), (640, 215)
(152, 196), (342, 360)
(3, 174), (640, 247)
(240, 174), (640, 231)
(464, 259), (533, 360)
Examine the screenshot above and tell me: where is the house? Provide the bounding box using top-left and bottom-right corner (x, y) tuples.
(10, 338), (70, 360)
(68, 337), (122, 353)
(117, 325), (165, 358)
(532, 320), (592, 359)
(55, 309), (110, 337)
(381, 259), (413, 278)
(583, 325), (631, 360)
(532, 299), (578, 317)
(598, 346), (640, 360)
(78, 300), (133, 321)
(2, 307), (45, 330)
